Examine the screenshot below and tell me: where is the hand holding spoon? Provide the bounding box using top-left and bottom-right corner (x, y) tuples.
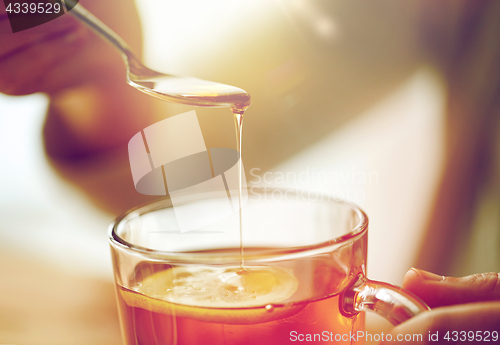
(67, 1), (251, 114)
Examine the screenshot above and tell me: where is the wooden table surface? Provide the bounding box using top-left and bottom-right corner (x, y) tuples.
(0, 250), (122, 345)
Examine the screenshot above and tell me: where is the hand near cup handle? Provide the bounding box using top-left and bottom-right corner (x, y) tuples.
(381, 269), (500, 344)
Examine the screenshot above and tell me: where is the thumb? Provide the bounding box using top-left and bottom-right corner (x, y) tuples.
(402, 269), (500, 308)
(380, 302), (500, 345)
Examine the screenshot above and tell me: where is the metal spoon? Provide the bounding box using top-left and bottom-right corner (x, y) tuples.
(67, 2), (251, 113)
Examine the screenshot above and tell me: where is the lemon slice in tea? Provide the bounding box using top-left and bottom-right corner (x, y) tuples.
(120, 266), (303, 324)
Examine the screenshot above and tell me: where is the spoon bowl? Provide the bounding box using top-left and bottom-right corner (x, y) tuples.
(129, 74), (251, 113)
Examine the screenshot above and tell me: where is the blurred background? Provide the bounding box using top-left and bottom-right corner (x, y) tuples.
(1, 0), (499, 344)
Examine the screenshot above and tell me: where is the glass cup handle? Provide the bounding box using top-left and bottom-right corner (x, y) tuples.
(341, 274), (431, 325)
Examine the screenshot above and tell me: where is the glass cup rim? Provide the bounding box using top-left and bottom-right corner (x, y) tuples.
(109, 187), (369, 263)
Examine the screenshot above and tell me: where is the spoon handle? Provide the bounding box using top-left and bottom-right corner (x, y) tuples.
(63, 0), (149, 76)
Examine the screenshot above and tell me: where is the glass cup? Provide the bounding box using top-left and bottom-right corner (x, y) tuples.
(109, 188), (429, 345)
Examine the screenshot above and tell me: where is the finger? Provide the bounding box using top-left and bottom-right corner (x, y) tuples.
(402, 269), (500, 308)
(0, 24), (88, 95)
(0, 12), (80, 55)
(380, 302), (500, 345)
(0, 1), (7, 15)
(0, 4), (12, 33)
